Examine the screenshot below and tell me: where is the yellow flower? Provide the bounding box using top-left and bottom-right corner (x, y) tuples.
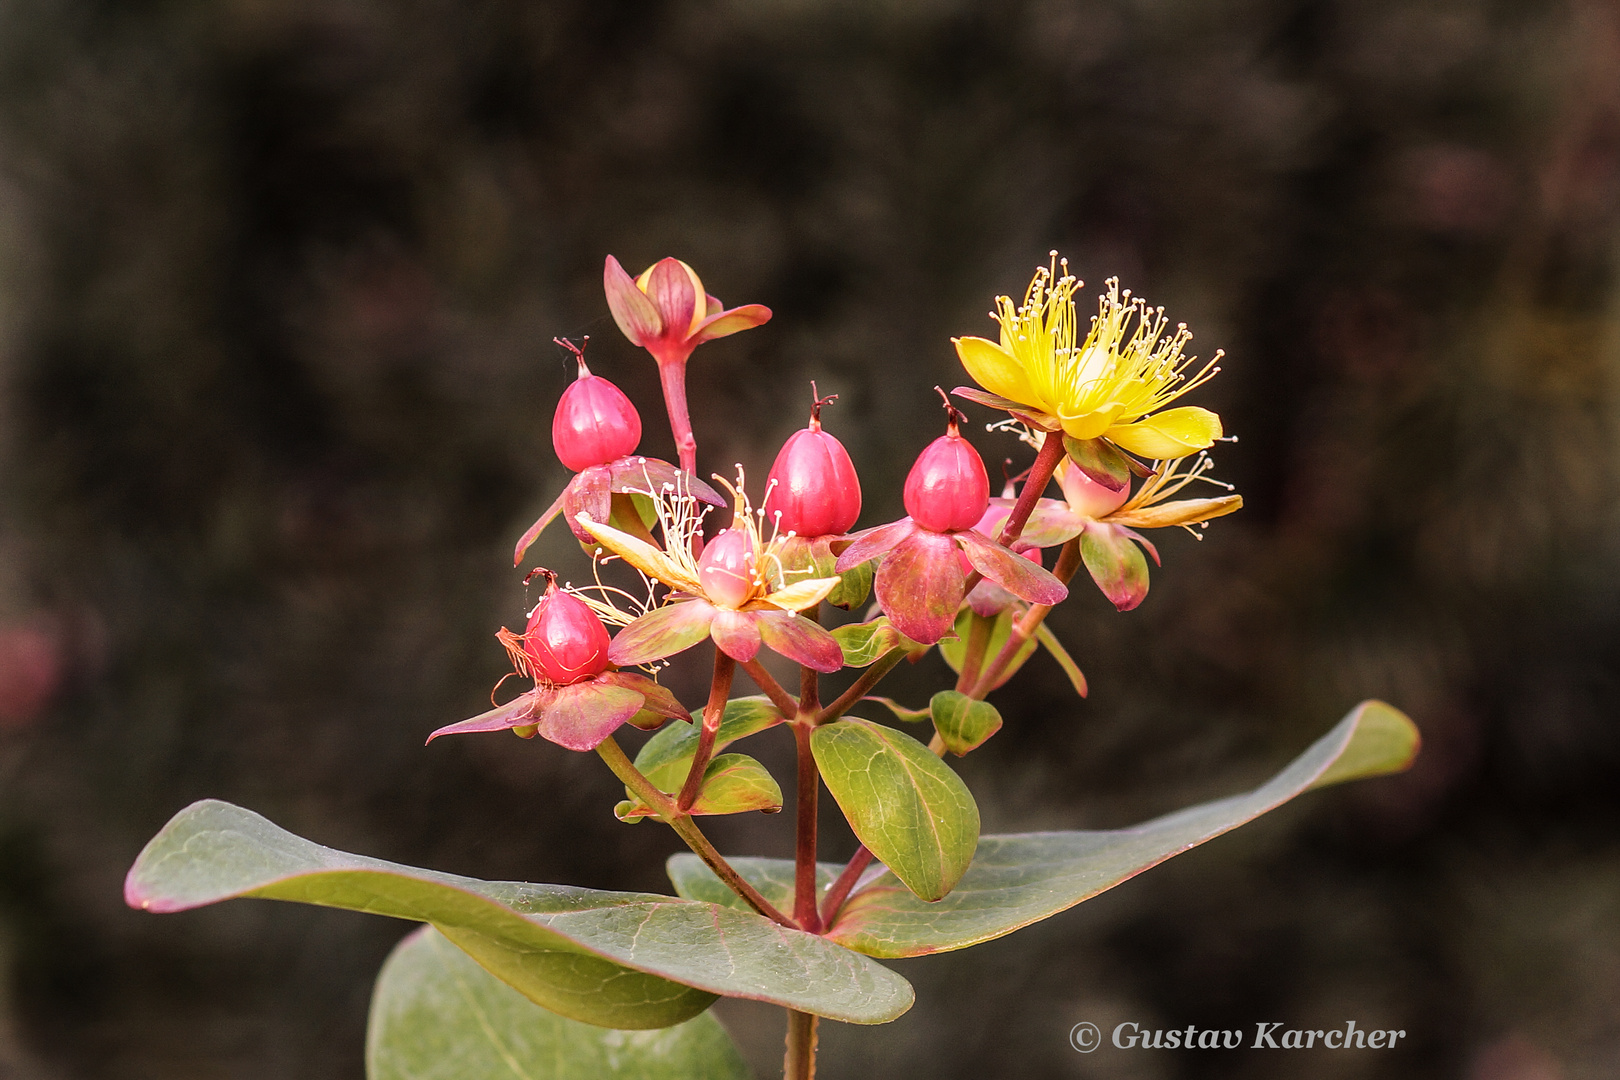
(953, 256), (1223, 459)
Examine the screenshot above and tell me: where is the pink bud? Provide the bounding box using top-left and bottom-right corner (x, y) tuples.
(1054, 458), (1131, 518)
(523, 579), (611, 684)
(551, 346), (642, 472)
(698, 527), (757, 609)
(903, 405), (990, 533)
(763, 393), (862, 537)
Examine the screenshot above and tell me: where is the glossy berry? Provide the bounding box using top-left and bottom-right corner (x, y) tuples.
(551, 343), (642, 472)
(763, 393), (862, 537)
(903, 402), (990, 533)
(523, 579), (611, 684)
(1054, 458), (1131, 519)
(698, 527), (757, 609)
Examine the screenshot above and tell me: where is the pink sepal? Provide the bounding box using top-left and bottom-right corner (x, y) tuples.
(954, 529), (1068, 606)
(608, 600), (717, 666)
(834, 518), (917, 572)
(874, 530), (966, 645)
(756, 609), (844, 672)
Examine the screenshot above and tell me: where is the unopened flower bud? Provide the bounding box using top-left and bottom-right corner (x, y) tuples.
(1055, 458), (1131, 519)
(523, 576), (611, 684)
(903, 398), (989, 533)
(551, 342), (642, 472)
(763, 390), (862, 537)
(697, 527), (757, 609)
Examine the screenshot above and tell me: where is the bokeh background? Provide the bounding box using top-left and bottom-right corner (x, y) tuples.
(1, 0), (1618, 1077)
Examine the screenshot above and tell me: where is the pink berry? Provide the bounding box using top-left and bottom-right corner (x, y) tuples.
(763, 393), (862, 537)
(551, 346), (642, 472)
(523, 581), (611, 684)
(903, 404), (990, 533)
(698, 528), (757, 609)
(1054, 458), (1131, 519)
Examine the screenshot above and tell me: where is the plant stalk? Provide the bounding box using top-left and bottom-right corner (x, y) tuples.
(655, 356), (699, 475)
(792, 723), (822, 932)
(677, 649), (735, 812)
(785, 1010), (818, 1080)
(995, 431), (1066, 547)
(818, 846), (875, 926)
(742, 657), (800, 717)
(816, 647), (907, 725)
(595, 736), (793, 927)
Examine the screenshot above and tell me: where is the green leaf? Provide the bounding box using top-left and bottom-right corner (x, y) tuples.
(827, 555), (874, 610)
(632, 696), (785, 791)
(1034, 624), (1088, 698)
(367, 926), (749, 1079)
(618, 753), (783, 818)
(810, 719), (980, 902)
(126, 800), (913, 1026)
(929, 691), (1002, 756)
(830, 617), (903, 667)
(824, 701), (1419, 958)
(864, 697), (931, 723)
(937, 609), (1037, 690)
(666, 856), (843, 917)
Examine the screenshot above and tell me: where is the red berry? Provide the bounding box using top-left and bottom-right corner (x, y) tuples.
(523, 583), (611, 684)
(763, 399), (862, 537)
(698, 527), (757, 608)
(552, 354), (642, 472)
(903, 423), (990, 533)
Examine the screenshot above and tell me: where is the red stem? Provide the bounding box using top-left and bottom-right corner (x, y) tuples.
(655, 357), (698, 475)
(792, 724), (822, 932)
(995, 432), (1066, 548)
(818, 846), (875, 926)
(677, 649), (735, 812)
(741, 657), (800, 717)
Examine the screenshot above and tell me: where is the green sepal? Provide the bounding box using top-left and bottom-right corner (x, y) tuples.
(366, 926), (750, 1079)
(929, 691), (1003, 756)
(1062, 436), (1131, 491)
(810, 718), (980, 902)
(1079, 522), (1151, 611)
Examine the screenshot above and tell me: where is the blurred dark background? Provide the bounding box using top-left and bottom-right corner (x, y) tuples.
(1, 0), (1617, 1077)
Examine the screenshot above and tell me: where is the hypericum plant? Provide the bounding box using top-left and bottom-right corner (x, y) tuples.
(125, 252), (1419, 1080)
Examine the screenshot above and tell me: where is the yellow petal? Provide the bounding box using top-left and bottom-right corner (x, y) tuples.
(574, 514), (702, 593)
(1106, 494), (1242, 530)
(1106, 407), (1222, 459)
(758, 576), (841, 613)
(1058, 403), (1124, 441)
(953, 336), (1042, 410)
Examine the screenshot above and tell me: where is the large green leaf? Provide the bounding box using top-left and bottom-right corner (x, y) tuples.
(810, 719), (980, 902)
(126, 800), (913, 1026)
(829, 700), (1418, 957)
(367, 926), (749, 1080)
(668, 702), (1418, 960)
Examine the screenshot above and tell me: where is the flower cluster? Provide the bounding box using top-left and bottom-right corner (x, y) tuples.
(435, 251), (1239, 758)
